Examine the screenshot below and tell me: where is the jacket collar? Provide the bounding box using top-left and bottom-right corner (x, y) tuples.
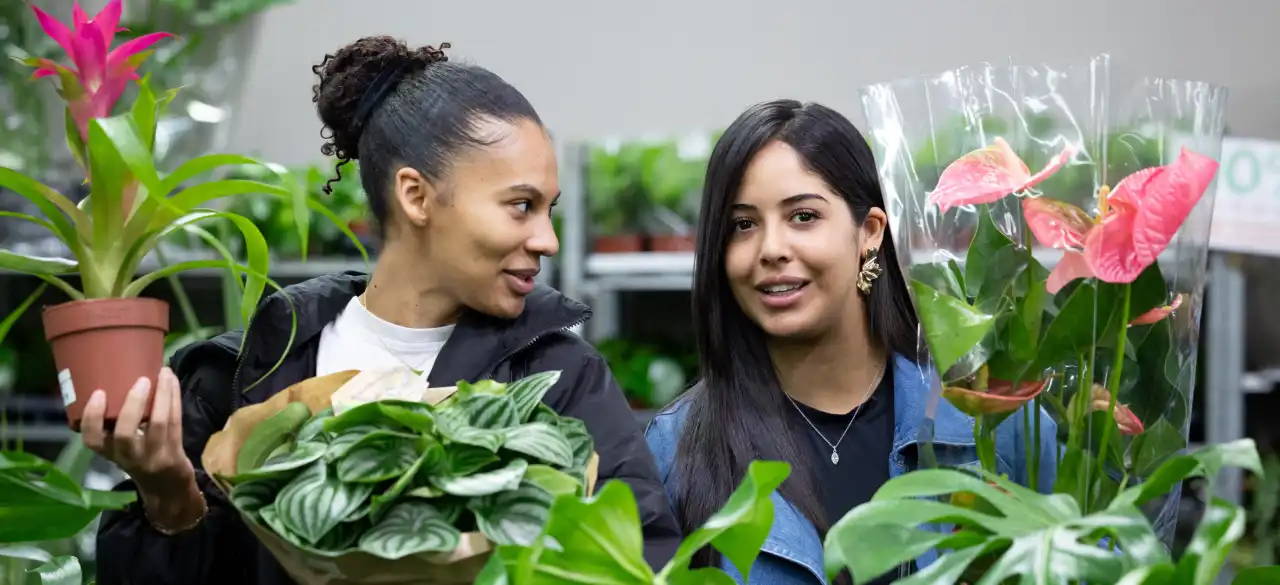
(230, 271), (590, 388)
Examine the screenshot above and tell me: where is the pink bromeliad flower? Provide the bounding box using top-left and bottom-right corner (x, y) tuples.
(26, 0), (173, 141)
(928, 137), (1078, 214)
(1022, 148), (1219, 294)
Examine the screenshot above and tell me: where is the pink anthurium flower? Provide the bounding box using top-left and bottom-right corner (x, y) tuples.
(942, 378), (1048, 418)
(1074, 384), (1145, 436)
(1023, 148), (1219, 293)
(928, 137), (1077, 214)
(26, 0), (173, 140)
(1129, 293), (1184, 326)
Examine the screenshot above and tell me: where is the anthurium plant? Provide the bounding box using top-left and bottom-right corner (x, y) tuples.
(1, 0), (364, 431)
(858, 55), (1227, 533)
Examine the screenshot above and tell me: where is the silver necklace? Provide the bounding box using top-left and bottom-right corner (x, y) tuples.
(785, 362), (887, 465)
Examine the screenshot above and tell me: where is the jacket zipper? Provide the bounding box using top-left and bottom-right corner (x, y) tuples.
(497, 316), (590, 366)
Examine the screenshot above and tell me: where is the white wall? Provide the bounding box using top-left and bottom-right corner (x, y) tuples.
(228, 0), (1280, 165)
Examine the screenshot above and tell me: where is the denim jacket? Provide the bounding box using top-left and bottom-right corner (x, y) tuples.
(644, 353), (1059, 584)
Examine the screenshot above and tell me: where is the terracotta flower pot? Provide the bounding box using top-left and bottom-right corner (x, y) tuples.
(593, 234), (645, 254)
(648, 234), (696, 252)
(42, 297), (170, 432)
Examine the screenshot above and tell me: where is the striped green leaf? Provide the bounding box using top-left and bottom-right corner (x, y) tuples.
(523, 464), (583, 497)
(507, 371), (562, 422)
(358, 501), (462, 560)
(446, 445), (500, 476)
(370, 443), (445, 521)
(257, 505), (348, 559)
(229, 442), (326, 483)
(325, 425), (419, 462)
(435, 415), (507, 452)
(502, 423), (574, 468)
(468, 482), (554, 546)
(229, 479), (281, 514)
(558, 418), (595, 472)
(460, 394), (520, 430)
(324, 400), (432, 435)
(314, 518), (367, 552)
(344, 502), (370, 523)
(336, 437), (422, 483)
(529, 403), (560, 425)
(277, 462), (373, 544)
(377, 401), (437, 433)
(297, 407), (334, 442)
(432, 459), (528, 497)
(406, 485), (445, 499)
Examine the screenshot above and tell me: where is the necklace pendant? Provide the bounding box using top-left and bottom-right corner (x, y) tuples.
(830, 450), (840, 465)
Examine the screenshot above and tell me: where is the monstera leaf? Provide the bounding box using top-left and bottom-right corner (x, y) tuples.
(824, 440), (1263, 585)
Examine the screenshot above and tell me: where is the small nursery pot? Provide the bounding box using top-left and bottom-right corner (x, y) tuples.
(43, 297), (170, 432)
(648, 234), (696, 252)
(593, 234), (645, 253)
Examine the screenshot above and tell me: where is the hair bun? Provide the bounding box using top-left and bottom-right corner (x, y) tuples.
(312, 36), (451, 162)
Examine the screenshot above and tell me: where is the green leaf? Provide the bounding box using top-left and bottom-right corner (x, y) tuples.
(475, 550), (512, 585)
(445, 444), (500, 476)
(979, 508), (1169, 583)
(459, 394), (521, 429)
(160, 155), (265, 194)
(910, 261), (965, 300)
(871, 468), (1054, 528)
(436, 417), (507, 452)
(964, 206), (1024, 306)
(518, 481), (654, 584)
(1009, 259), (1049, 362)
(228, 442), (325, 483)
(369, 443), (444, 521)
(297, 407), (334, 443)
(824, 523), (955, 583)
(503, 423), (574, 468)
(892, 539), (1006, 585)
(469, 482), (555, 545)
(275, 462), (373, 545)
(1130, 418), (1186, 478)
(911, 279), (997, 378)
(1116, 564), (1176, 585)
(557, 417), (595, 473)
(1034, 281), (1123, 372)
(1111, 439), (1262, 509)
(336, 437), (422, 483)
(358, 501), (461, 560)
(660, 460), (790, 582)
(27, 555), (82, 585)
(131, 75), (160, 150)
(229, 479), (280, 514)
(1172, 498), (1246, 585)
(0, 250), (76, 276)
(65, 107), (88, 173)
(0, 165), (88, 246)
(432, 459), (528, 497)
(1234, 566), (1280, 585)
(523, 465), (583, 497)
(0, 545), (52, 564)
(93, 114), (164, 208)
(507, 371), (563, 422)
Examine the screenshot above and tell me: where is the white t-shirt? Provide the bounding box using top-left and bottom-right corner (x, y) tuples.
(315, 297), (455, 379)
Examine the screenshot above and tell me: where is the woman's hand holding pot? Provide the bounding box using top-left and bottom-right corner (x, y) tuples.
(82, 367), (206, 533)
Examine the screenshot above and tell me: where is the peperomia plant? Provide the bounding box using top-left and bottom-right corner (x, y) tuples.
(477, 460), (791, 584)
(222, 371), (593, 559)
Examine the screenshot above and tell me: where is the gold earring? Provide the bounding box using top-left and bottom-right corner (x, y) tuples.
(857, 247), (882, 294)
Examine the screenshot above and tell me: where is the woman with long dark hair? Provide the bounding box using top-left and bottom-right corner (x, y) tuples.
(645, 100), (1057, 584)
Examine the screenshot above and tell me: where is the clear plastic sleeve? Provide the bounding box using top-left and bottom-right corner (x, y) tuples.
(859, 54), (1226, 542)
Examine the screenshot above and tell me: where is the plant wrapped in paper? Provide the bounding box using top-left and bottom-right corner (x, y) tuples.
(1, 0), (364, 431)
(203, 367), (599, 585)
(859, 54), (1226, 538)
(476, 460), (791, 584)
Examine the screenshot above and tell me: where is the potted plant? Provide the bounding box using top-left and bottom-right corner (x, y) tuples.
(641, 137), (706, 253)
(0, 0), (355, 431)
(586, 143), (649, 254)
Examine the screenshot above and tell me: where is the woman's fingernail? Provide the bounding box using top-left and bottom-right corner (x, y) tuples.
(89, 390), (105, 406)
(133, 376), (152, 396)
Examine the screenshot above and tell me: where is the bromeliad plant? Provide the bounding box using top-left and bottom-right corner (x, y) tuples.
(222, 371), (595, 560)
(1, 0), (364, 431)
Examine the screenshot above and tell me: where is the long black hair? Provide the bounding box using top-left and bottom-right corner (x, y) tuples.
(673, 100), (919, 567)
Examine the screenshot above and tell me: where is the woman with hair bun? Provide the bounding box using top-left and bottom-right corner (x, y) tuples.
(89, 36), (680, 584)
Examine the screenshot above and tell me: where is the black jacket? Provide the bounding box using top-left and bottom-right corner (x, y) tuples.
(96, 272), (681, 584)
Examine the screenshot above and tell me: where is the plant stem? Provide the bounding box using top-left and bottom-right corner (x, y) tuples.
(1022, 203), (1041, 491)
(1033, 395), (1043, 492)
(156, 247), (202, 331)
(1092, 283), (1131, 511)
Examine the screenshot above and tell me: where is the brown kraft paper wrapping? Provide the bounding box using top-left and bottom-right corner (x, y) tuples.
(202, 370), (600, 585)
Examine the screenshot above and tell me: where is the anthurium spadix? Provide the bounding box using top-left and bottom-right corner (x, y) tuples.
(26, 0), (173, 143)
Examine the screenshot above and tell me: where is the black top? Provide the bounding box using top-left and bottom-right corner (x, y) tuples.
(94, 272), (682, 585)
(787, 369), (911, 584)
